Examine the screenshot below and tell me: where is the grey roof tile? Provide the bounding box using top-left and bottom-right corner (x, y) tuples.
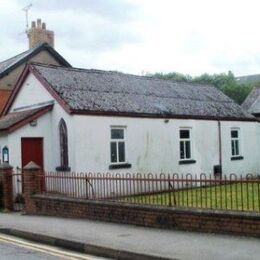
(236, 74), (260, 84)
(0, 48), (35, 74)
(32, 64), (254, 120)
(242, 87), (260, 114)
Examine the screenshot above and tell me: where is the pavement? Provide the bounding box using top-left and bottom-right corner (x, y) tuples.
(0, 213), (259, 260)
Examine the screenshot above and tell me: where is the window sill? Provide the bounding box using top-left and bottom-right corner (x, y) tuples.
(56, 166), (71, 172)
(179, 159), (196, 165)
(109, 163), (132, 170)
(231, 156), (244, 161)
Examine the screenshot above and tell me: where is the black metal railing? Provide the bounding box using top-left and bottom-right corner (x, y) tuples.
(38, 172), (260, 212)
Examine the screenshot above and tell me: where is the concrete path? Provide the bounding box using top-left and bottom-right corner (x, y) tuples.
(0, 213), (259, 260)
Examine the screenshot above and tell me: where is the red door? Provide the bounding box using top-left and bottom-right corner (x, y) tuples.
(21, 138), (44, 170)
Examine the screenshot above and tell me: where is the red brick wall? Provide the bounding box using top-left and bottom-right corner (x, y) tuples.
(28, 194), (260, 237)
(0, 174), (3, 208)
(0, 167), (13, 210)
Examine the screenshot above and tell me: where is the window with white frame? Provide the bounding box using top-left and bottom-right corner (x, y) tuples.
(179, 129), (192, 160)
(110, 128), (126, 164)
(231, 129), (240, 157)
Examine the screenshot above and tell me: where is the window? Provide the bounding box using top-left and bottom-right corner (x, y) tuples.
(2, 146), (9, 163)
(231, 129), (240, 157)
(58, 119), (69, 169)
(110, 128), (126, 164)
(179, 129), (191, 160)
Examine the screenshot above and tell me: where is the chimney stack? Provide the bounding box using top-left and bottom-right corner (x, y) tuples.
(27, 19), (54, 49)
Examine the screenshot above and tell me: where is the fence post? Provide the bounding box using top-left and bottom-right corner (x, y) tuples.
(23, 161), (41, 214)
(168, 174), (172, 207)
(0, 163), (13, 211)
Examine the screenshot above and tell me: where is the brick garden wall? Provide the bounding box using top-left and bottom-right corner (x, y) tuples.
(0, 174), (3, 208)
(28, 194), (260, 237)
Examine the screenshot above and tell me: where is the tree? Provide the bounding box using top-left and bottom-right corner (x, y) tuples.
(146, 72), (192, 82)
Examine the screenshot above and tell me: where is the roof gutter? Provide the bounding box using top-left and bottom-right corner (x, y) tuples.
(71, 109), (258, 122)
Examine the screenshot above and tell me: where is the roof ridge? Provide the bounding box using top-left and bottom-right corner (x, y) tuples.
(0, 49), (29, 64)
(237, 73), (260, 78)
(32, 63), (214, 88)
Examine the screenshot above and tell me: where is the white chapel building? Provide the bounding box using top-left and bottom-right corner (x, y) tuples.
(0, 62), (258, 176)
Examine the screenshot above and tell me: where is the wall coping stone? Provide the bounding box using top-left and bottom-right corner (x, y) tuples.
(23, 161), (41, 170)
(0, 163), (13, 170)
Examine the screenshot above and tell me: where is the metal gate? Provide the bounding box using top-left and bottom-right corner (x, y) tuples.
(12, 168), (25, 211)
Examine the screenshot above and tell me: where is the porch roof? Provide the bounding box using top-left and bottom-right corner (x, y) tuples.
(0, 105), (53, 133)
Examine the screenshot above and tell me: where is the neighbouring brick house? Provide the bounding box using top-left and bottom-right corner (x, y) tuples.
(0, 19), (70, 115)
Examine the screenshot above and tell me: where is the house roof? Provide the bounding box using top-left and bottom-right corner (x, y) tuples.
(241, 87), (260, 114)
(0, 105), (53, 133)
(0, 43), (71, 79)
(4, 63), (256, 121)
(236, 74), (260, 85)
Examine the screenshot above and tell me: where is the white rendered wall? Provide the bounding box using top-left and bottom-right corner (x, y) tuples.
(8, 72), (76, 171)
(220, 121), (260, 175)
(10, 73), (53, 112)
(7, 112), (53, 170)
(73, 115), (260, 176)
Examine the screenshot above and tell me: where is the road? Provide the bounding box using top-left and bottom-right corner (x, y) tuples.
(0, 234), (108, 260)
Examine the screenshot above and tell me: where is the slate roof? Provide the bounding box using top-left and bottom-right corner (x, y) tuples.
(0, 43), (71, 79)
(242, 87), (260, 114)
(0, 105), (52, 132)
(236, 74), (260, 85)
(30, 64), (254, 120)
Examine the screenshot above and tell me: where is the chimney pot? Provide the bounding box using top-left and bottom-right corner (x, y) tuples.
(28, 19), (55, 49)
(37, 18), (42, 28)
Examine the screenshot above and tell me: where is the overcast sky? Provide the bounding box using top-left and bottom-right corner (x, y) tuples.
(1, 0), (260, 76)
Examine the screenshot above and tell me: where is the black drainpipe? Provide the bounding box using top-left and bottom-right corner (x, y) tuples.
(217, 120), (222, 175)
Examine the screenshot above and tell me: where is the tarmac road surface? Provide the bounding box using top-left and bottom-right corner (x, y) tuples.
(0, 234), (109, 260)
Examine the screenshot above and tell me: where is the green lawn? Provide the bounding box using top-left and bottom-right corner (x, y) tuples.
(120, 183), (260, 212)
